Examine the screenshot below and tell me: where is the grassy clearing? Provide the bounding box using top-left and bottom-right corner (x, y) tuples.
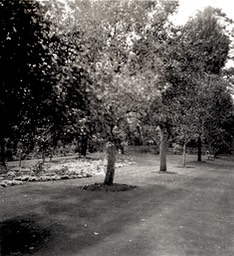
(1, 153), (234, 256)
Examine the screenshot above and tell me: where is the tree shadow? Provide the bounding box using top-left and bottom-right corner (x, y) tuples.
(0, 217), (51, 255)
(189, 158), (234, 170)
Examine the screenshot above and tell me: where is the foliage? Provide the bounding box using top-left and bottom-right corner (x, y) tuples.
(1, 0), (234, 175)
(199, 76), (234, 154)
(0, 0), (57, 165)
(175, 7), (233, 156)
(129, 5), (233, 167)
(182, 6), (230, 75)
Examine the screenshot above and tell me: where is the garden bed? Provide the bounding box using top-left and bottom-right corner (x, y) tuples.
(0, 156), (135, 188)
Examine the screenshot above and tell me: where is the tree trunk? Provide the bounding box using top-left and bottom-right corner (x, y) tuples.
(183, 142), (187, 167)
(42, 151), (46, 164)
(104, 142), (116, 186)
(19, 155), (22, 167)
(0, 138), (6, 166)
(80, 135), (88, 157)
(0, 138), (7, 173)
(159, 127), (168, 172)
(197, 135), (202, 162)
(136, 125), (143, 145)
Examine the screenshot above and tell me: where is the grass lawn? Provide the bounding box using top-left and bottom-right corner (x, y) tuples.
(1, 153), (234, 256)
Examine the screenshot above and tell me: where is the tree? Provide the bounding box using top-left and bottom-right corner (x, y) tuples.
(97, 0), (179, 176)
(63, 0), (180, 182)
(183, 7), (230, 75)
(200, 75), (234, 156)
(19, 0), (106, 159)
(0, 0), (55, 170)
(33, 1), (233, 180)
(130, 5), (233, 170)
(181, 7), (231, 161)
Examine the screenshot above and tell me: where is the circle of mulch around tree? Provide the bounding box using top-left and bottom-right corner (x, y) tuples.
(81, 183), (137, 192)
(151, 171), (177, 174)
(175, 165), (195, 169)
(158, 171), (177, 174)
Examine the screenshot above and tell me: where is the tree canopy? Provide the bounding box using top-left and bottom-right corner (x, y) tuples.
(0, 0), (57, 164)
(0, 0), (234, 176)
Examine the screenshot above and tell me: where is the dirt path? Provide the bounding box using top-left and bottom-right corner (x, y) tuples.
(1, 154), (234, 256)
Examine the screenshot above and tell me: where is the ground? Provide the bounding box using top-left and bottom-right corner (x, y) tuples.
(1, 153), (234, 256)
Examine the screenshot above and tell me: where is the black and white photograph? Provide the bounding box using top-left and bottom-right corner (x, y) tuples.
(1, 0), (234, 255)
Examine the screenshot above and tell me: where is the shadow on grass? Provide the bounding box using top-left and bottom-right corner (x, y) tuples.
(189, 158), (234, 170)
(0, 217), (51, 256)
(1, 180), (189, 255)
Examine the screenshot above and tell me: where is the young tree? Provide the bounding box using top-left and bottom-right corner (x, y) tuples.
(69, 0), (180, 181)
(97, 0), (179, 176)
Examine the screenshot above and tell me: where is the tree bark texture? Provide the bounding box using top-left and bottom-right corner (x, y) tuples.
(104, 142), (116, 186)
(159, 127), (168, 172)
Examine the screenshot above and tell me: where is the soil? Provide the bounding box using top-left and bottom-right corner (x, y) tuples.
(1, 153), (234, 256)
(81, 183), (136, 192)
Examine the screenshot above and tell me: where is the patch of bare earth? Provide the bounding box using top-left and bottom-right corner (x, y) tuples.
(81, 183), (136, 192)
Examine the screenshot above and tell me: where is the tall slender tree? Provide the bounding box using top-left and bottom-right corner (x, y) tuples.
(182, 7), (231, 161)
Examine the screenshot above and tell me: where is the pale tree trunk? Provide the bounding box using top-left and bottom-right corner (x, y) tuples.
(182, 142), (187, 167)
(159, 127), (168, 172)
(104, 142), (116, 186)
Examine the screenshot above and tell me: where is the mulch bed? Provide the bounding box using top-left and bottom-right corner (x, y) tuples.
(81, 183), (137, 192)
